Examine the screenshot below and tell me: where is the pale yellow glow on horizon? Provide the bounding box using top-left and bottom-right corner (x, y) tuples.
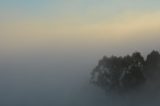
(1, 11), (160, 53)
(1, 11), (160, 38)
(0, 10), (160, 58)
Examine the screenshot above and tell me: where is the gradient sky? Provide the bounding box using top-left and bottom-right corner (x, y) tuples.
(1, 0), (160, 56)
(1, 1), (160, 105)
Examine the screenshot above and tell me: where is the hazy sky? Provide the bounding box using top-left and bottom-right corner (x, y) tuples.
(0, 0), (160, 56)
(1, 1), (160, 105)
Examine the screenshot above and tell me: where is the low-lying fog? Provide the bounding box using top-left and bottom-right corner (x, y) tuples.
(0, 37), (160, 106)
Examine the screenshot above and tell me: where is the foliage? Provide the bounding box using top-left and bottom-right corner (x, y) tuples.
(91, 50), (160, 93)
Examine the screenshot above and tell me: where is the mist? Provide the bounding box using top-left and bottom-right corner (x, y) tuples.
(0, 35), (160, 106)
(1, 1), (160, 105)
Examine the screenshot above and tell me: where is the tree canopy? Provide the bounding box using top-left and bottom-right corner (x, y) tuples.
(91, 50), (160, 93)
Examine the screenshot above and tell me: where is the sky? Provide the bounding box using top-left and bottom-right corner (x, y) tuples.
(1, 1), (160, 105)
(0, 0), (160, 56)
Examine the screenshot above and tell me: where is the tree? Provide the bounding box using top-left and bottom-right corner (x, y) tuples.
(145, 50), (160, 69)
(144, 50), (160, 76)
(90, 51), (160, 93)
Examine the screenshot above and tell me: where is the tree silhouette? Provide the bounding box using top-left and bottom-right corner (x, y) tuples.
(144, 50), (160, 76)
(91, 51), (160, 93)
(146, 50), (160, 69)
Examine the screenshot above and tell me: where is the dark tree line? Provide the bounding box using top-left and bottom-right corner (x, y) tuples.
(91, 50), (160, 93)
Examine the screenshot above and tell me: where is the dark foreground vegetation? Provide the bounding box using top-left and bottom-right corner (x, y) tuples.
(91, 50), (160, 93)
